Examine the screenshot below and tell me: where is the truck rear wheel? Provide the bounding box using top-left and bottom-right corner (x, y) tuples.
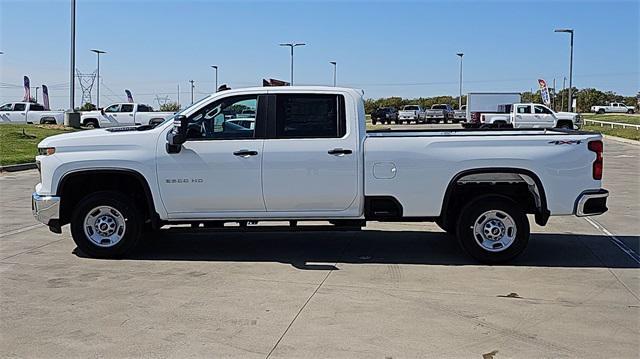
(70, 191), (143, 258)
(84, 119), (99, 128)
(628, 109), (635, 114)
(597, 109), (605, 114)
(455, 196), (529, 264)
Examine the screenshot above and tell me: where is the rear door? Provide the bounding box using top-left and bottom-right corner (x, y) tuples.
(9, 103), (27, 123)
(513, 104), (534, 127)
(261, 93), (359, 214)
(116, 104), (136, 125)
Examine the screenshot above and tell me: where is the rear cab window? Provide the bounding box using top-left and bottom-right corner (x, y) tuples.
(275, 94), (345, 138)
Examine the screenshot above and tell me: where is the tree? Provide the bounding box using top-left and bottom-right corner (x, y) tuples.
(79, 103), (96, 111)
(160, 102), (180, 112)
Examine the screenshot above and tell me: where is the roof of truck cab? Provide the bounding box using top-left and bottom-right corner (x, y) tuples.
(201, 86), (365, 98)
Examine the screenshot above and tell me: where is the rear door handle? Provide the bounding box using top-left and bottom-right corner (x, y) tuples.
(328, 148), (352, 155)
(233, 149), (258, 157)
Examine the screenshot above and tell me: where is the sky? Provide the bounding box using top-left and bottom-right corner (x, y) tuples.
(0, 0), (638, 110)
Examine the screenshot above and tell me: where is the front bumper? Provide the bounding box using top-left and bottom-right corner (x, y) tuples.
(32, 192), (61, 228)
(575, 189), (608, 217)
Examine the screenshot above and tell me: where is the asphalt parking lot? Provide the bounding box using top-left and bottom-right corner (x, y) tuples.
(1, 133), (638, 358)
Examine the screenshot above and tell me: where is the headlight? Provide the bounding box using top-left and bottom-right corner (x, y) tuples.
(38, 147), (56, 156)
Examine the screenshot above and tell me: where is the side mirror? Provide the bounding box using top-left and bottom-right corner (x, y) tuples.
(166, 115), (188, 154)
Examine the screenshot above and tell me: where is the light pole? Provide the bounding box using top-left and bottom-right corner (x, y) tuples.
(555, 28), (574, 111)
(211, 65), (218, 91)
(456, 53), (464, 109)
(279, 42), (305, 85)
(35, 86), (40, 102)
(91, 49), (106, 108)
(329, 61), (337, 86)
(69, 0), (76, 111)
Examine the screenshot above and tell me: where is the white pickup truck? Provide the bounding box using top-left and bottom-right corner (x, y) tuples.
(474, 103), (581, 129)
(0, 102), (63, 124)
(591, 102), (635, 114)
(80, 103), (174, 128)
(425, 104), (455, 123)
(32, 86), (608, 264)
(398, 105), (425, 124)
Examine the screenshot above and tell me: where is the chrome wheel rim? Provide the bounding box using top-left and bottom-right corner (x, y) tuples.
(473, 210), (517, 252)
(83, 206), (126, 247)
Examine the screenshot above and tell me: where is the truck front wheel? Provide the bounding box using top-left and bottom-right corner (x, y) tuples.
(70, 191), (143, 258)
(597, 109), (605, 114)
(456, 196), (529, 264)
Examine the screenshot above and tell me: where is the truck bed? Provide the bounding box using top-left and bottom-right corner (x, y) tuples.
(367, 127), (595, 137)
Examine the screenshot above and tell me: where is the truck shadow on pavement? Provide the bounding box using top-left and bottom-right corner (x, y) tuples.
(79, 228), (640, 269)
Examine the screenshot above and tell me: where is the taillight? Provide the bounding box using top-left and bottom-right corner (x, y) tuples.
(588, 140), (603, 180)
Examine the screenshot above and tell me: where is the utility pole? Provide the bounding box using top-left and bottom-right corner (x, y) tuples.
(456, 53), (464, 109)
(211, 65), (218, 91)
(555, 28), (574, 111)
(90, 49), (106, 108)
(189, 80), (195, 104)
(177, 84), (180, 108)
(279, 42), (306, 85)
(329, 61), (337, 86)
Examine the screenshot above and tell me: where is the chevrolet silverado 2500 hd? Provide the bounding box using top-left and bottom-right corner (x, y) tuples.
(0, 102), (64, 124)
(32, 86), (608, 263)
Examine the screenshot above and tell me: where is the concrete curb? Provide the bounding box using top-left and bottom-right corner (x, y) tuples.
(0, 163), (37, 173)
(602, 135), (640, 146)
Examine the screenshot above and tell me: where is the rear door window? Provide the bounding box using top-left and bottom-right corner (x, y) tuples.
(517, 105), (531, 114)
(120, 104), (134, 113)
(13, 104), (26, 111)
(274, 94), (345, 138)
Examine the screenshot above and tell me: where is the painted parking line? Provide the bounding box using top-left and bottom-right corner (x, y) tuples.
(0, 223), (42, 238)
(584, 217), (640, 264)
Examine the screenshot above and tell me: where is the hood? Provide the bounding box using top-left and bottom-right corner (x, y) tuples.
(38, 126), (161, 153)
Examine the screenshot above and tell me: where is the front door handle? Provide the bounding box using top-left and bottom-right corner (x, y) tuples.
(233, 149), (258, 157)
(328, 148), (352, 156)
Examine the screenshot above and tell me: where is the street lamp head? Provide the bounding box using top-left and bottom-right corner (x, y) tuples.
(211, 65), (218, 69)
(280, 43), (306, 47)
(554, 29), (574, 33)
(90, 49), (106, 54)
(456, 53), (464, 57)
(329, 61), (336, 65)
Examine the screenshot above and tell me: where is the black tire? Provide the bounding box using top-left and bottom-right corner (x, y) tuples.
(372, 118), (377, 125)
(85, 119), (99, 128)
(597, 109), (605, 114)
(628, 109), (635, 114)
(70, 191), (143, 258)
(556, 122), (572, 130)
(455, 196), (530, 264)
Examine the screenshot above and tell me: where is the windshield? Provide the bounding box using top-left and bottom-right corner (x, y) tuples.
(157, 96), (212, 126)
(404, 106), (419, 111)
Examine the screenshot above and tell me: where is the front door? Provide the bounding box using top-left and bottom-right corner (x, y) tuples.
(0, 103), (14, 123)
(157, 94), (266, 216)
(533, 105), (556, 128)
(261, 93), (359, 213)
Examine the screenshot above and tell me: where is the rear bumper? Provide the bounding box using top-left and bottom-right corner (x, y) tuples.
(32, 192), (61, 231)
(575, 189), (608, 217)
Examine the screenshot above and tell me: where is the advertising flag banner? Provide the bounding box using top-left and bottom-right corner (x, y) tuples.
(42, 85), (50, 110)
(538, 79), (551, 106)
(125, 89), (134, 103)
(23, 76), (31, 102)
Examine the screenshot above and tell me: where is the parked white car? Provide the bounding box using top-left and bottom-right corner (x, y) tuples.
(398, 105), (425, 124)
(591, 102), (635, 114)
(33, 86), (608, 264)
(0, 102), (64, 124)
(479, 103), (581, 129)
(80, 103), (174, 128)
